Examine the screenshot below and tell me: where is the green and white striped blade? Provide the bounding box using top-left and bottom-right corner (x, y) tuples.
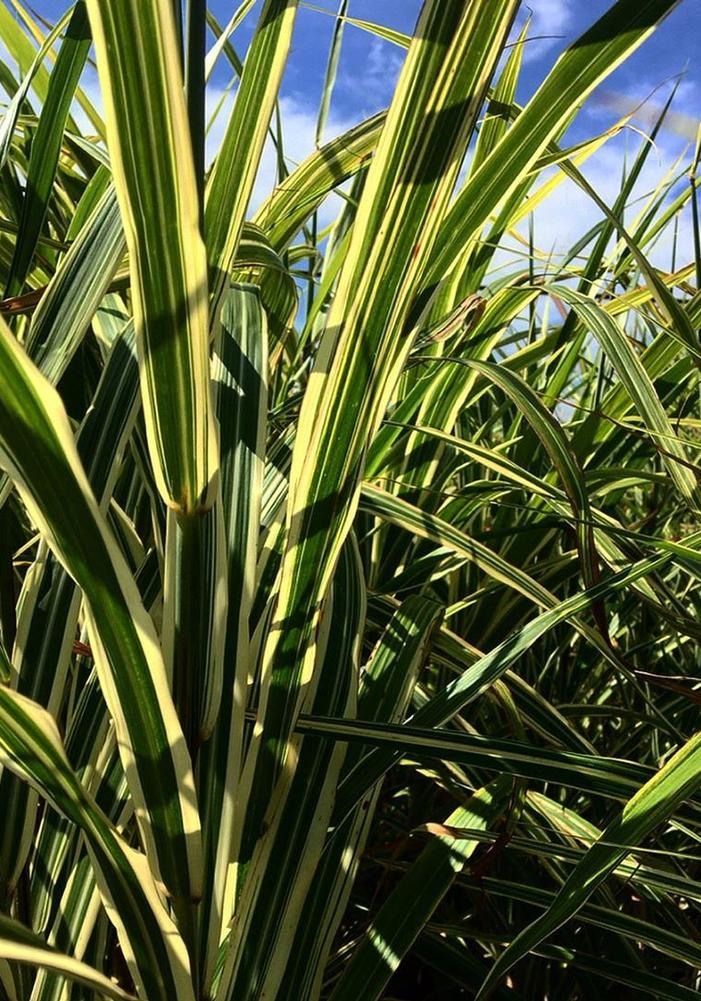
(66, 163), (111, 239)
(206, 0), (299, 315)
(466, 360), (601, 599)
(3, 330), (141, 897)
(0, 685), (195, 1001)
(204, 1), (258, 81)
(30, 673), (130, 943)
(0, 7), (72, 171)
(27, 185), (126, 385)
(5, 2), (91, 299)
(219, 537), (365, 1001)
(471, 18), (529, 170)
(197, 283), (268, 993)
(254, 111), (384, 252)
(428, 0), (681, 285)
(331, 547), (682, 825)
(0, 911), (134, 1001)
(243, 0), (520, 872)
(420, 932), (700, 1001)
(0, 315), (201, 906)
(86, 0), (217, 513)
(29, 855), (102, 1001)
(315, 0), (348, 148)
(464, 874), (701, 969)
(546, 284), (698, 505)
(162, 498), (227, 754)
(296, 714), (663, 806)
(279, 593), (443, 1001)
(0, 640), (10, 684)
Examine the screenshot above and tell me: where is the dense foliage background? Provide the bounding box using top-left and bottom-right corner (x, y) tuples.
(0, 1), (699, 999)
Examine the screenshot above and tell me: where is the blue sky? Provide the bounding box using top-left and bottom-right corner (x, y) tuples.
(232, 1), (700, 133)
(25, 1), (701, 265)
(30, 1), (699, 130)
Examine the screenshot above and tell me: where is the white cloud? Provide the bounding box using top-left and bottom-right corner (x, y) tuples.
(336, 36), (405, 119)
(500, 129), (694, 279)
(514, 0), (574, 62)
(585, 75), (698, 146)
(365, 37), (405, 99)
(205, 88), (358, 227)
(526, 0), (573, 33)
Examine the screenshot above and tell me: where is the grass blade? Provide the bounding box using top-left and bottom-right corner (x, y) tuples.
(86, 0), (217, 513)
(0, 315), (201, 908)
(0, 686), (194, 1001)
(241, 0), (520, 872)
(5, 2), (90, 298)
(429, 0), (681, 286)
(205, 0), (299, 314)
(0, 912), (134, 1001)
(329, 778), (512, 1001)
(474, 729), (701, 999)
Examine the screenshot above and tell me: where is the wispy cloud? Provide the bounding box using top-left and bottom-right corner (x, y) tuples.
(337, 36), (405, 118)
(515, 0), (574, 62)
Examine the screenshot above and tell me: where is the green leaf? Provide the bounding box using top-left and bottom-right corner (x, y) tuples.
(546, 284), (699, 505)
(315, 0), (348, 148)
(27, 185), (125, 384)
(329, 778), (512, 1001)
(475, 729), (701, 999)
(242, 0), (520, 875)
(279, 594), (444, 1001)
(86, 0), (217, 513)
(205, 0), (299, 314)
(5, 2), (91, 298)
(466, 359), (603, 600)
(0, 686), (194, 1001)
(0, 314), (201, 907)
(218, 537), (365, 1001)
(197, 283), (269, 993)
(0, 911), (134, 1001)
(0, 7), (72, 172)
(295, 713), (659, 804)
(332, 544), (681, 824)
(428, 0), (682, 286)
(254, 111), (383, 252)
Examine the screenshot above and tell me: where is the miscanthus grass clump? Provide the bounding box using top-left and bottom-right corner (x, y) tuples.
(0, 1), (699, 998)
